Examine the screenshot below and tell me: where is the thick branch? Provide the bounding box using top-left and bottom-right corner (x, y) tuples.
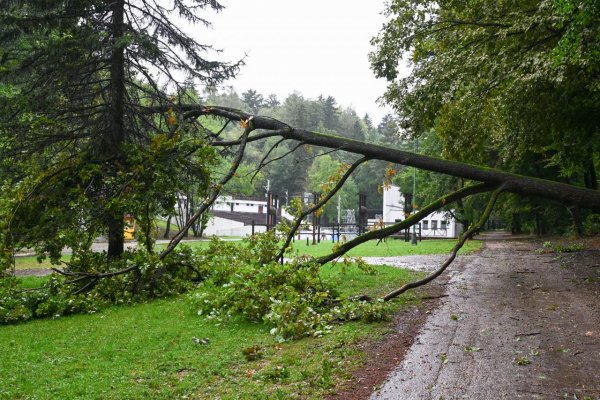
(51, 264), (139, 294)
(316, 183), (496, 265)
(158, 127), (252, 260)
(383, 186), (505, 301)
(155, 104), (600, 211)
(277, 157), (370, 260)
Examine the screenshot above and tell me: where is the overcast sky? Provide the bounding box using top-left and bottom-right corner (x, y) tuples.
(200, 0), (399, 123)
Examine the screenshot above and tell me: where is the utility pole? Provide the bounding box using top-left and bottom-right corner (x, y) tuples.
(264, 179), (270, 197)
(411, 137), (419, 245)
(337, 194), (341, 224)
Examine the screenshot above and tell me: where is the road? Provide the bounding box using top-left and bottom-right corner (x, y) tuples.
(371, 232), (600, 400)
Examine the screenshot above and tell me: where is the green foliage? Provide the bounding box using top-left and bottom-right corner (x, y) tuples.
(583, 213), (600, 235)
(0, 275), (101, 324)
(307, 154), (359, 223)
(0, 245), (204, 325)
(542, 241), (585, 253)
(0, 0), (237, 260)
(370, 0), (600, 225)
(189, 232), (390, 341)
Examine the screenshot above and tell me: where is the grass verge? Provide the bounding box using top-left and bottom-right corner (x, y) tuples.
(0, 264), (423, 399)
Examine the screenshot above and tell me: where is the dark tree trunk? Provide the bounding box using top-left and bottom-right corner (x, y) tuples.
(107, 217), (124, 258)
(584, 162), (598, 190)
(511, 213), (521, 234)
(572, 207), (584, 236)
(163, 215), (172, 239)
(106, 0), (126, 257)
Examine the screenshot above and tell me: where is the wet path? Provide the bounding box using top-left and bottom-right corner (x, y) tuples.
(371, 233), (600, 400)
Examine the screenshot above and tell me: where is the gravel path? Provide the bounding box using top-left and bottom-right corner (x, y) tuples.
(362, 255), (449, 272)
(371, 233), (600, 399)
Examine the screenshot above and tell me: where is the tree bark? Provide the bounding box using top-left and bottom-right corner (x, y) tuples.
(107, 217), (124, 258)
(163, 215), (172, 239)
(106, 0), (126, 257)
(176, 105), (600, 212)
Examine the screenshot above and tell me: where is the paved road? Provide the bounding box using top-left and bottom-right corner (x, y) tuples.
(371, 233), (600, 400)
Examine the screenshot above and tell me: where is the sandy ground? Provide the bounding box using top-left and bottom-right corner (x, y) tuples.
(369, 232), (600, 400)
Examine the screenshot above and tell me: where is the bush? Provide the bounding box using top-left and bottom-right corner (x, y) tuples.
(0, 276), (102, 324)
(0, 246), (202, 325)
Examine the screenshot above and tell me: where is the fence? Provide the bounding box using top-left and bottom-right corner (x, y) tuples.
(249, 220), (422, 243)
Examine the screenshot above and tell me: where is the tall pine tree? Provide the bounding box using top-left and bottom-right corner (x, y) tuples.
(0, 1), (239, 260)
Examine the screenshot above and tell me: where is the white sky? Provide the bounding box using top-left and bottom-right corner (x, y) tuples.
(200, 0), (399, 123)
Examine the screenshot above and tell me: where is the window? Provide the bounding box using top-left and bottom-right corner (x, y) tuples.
(441, 220), (447, 229)
(422, 220), (429, 230)
(431, 220), (438, 230)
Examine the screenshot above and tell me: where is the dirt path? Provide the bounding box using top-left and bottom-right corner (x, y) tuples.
(371, 233), (600, 400)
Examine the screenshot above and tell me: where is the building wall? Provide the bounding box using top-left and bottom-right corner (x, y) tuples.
(203, 216), (245, 236)
(203, 216), (267, 237)
(382, 185), (405, 222)
(212, 196), (267, 214)
(382, 185), (461, 238)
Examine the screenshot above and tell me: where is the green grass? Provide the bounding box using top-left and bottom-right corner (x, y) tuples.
(0, 264), (422, 399)
(17, 276), (51, 289)
(173, 237), (481, 258)
(14, 238), (481, 270)
(283, 238), (482, 258)
(12, 255), (70, 271)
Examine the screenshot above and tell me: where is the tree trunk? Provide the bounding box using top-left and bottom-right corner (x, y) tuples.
(106, 0), (126, 257)
(584, 162), (598, 190)
(163, 215), (172, 239)
(572, 207), (584, 236)
(179, 105), (600, 212)
(107, 217), (124, 258)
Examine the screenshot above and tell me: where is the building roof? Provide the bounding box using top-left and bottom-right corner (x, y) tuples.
(212, 211), (266, 226)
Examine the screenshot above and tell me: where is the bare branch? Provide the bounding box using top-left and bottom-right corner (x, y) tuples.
(383, 186), (505, 300)
(315, 183), (496, 265)
(277, 157), (370, 261)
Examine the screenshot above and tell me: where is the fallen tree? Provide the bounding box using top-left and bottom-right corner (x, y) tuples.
(138, 104), (598, 299)
(52, 103), (599, 297)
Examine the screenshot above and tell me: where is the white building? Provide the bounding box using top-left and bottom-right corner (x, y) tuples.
(200, 195), (269, 237)
(382, 185), (462, 238)
(212, 195), (268, 214)
(203, 211), (267, 237)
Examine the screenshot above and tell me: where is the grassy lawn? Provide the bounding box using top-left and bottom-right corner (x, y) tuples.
(13, 238), (481, 270)
(175, 237), (482, 258)
(0, 265), (422, 399)
(286, 238), (482, 258)
(12, 255), (70, 271)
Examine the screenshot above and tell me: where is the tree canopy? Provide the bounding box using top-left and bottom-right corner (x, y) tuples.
(370, 0), (599, 182)
(0, 0), (240, 260)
